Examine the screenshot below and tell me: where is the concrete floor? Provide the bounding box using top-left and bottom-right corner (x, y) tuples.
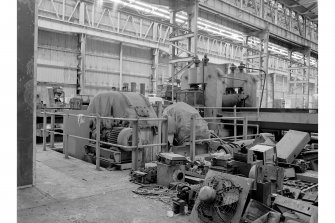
(18, 145), (191, 223)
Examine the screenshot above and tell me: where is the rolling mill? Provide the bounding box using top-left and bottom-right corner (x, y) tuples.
(17, 0), (320, 223)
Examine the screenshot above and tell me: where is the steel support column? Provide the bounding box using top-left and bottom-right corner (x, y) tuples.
(269, 72), (275, 108)
(168, 0), (199, 102)
(152, 48), (159, 93)
(119, 42), (123, 90)
(305, 49), (311, 108)
(242, 35), (249, 65)
(263, 29), (270, 107)
(77, 33), (86, 95)
(260, 0), (264, 19)
(169, 10), (176, 102)
(282, 74), (285, 101)
(287, 50), (292, 94)
(18, 0), (37, 187)
(187, 1), (198, 55)
(152, 22), (159, 92)
(79, 1), (85, 25)
(274, 3), (278, 25)
(248, 27), (270, 107)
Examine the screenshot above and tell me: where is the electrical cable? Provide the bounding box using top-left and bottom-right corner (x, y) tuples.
(132, 183), (190, 206)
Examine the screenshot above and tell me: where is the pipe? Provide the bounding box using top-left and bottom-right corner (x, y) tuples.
(260, 70), (267, 108)
(202, 55), (208, 106)
(238, 63), (267, 108)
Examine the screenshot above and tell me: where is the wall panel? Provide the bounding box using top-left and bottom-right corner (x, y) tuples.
(37, 30), (78, 100)
(85, 38), (120, 93)
(37, 30), (159, 99)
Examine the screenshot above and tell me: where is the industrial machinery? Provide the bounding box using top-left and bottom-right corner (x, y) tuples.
(176, 58), (318, 137)
(177, 59), (258, 138)
(130, 164), (158, 184)
(84, 91), (159, 167)
(46, 86), (66, 107)
(157, 84), (180, 101)
(190, 170), (254, 223)
(69, 95), (91, 110)
(196, 175), (241, 223)
(162, 102), (234, 157)
(35, 87), (66, 142)
(178, 62), (257, 109)
(156, 153), (188, 187)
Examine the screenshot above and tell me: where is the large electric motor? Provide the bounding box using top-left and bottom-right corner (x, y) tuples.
(106, 127), (133, 151)
(85, 126), (133, 165)
(106, 127), (125, 145)
(84, 91), (159, 166)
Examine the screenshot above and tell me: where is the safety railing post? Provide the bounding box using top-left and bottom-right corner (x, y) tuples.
(50, 112), (55, 148)
(95, 115), (101, 171)
(42, 110), (47, 151)
(190, 114), (196, 161)
(157, 101), (162, 153)
(233, 106), (237, 141)
(243, 116), (248, 140)
(131, 119), (139, 171)
(63, 112), (69, 159)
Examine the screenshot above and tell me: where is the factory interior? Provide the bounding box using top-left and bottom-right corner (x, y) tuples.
(14, 0), (328, 222)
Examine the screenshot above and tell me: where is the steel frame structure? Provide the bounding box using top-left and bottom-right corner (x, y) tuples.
(198, 0), (317, 53)
(37, 0), (317, 108)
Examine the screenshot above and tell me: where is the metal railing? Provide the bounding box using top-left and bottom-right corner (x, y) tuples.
(41, 110), (169, 171)
(37, 107), (70, 148)
(41, 103), (260, 166)
(195, 106), (260, 117)
(194, 106), (260, 142)
(189, 114), (258, 161)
